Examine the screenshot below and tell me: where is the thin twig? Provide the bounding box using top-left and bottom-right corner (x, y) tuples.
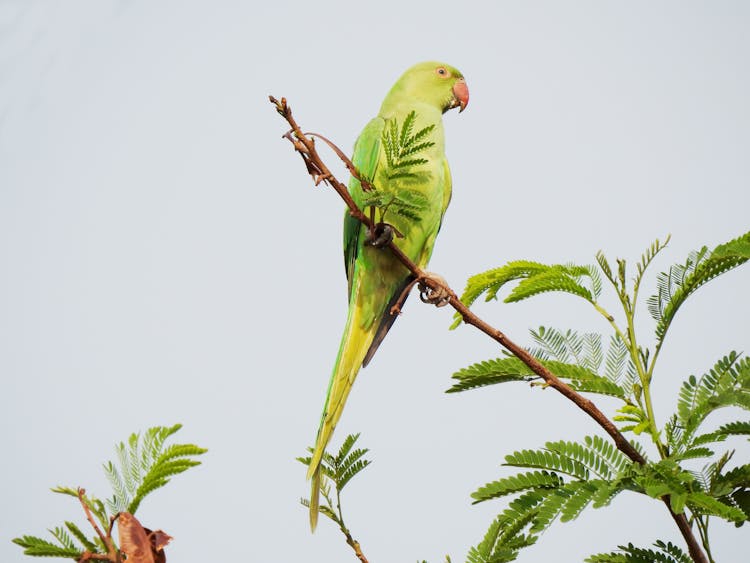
(270, 95), (709, 563)
(77, 489), (119, 563)
(345, 533), (369, 563)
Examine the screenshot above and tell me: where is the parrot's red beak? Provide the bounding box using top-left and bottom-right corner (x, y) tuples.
(452, 78), (469, 113)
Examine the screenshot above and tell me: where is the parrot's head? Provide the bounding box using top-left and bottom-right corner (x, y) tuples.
(394, 61), (469, 114)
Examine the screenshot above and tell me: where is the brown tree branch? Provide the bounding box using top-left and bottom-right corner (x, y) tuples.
(344, 531), (368, 563)
(269, 95), (708, 563)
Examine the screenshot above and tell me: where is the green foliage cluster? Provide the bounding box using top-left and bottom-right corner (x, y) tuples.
(13, 424), (206, 560)
(361, 111), (434, 223)
(298, 433), (371, 529)
(302, 231), (748, 562)
(448, 231), (750, 562)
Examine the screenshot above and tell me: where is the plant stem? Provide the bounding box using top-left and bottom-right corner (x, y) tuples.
(335, 486), (369, 563)
(625, 303), (668, 459)
(76, 489), (119, 562)
(694, 515), (715, 563)
(604, 274), (668, 460)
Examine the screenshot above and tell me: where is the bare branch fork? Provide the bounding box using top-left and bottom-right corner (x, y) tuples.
(269, 95), (708, 563)
(76, 488), (119, 562)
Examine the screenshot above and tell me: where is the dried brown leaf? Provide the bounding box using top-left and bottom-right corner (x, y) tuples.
(117, 513), (154, 563)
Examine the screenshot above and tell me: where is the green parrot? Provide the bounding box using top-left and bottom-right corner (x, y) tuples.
(307, 61), (469, 530)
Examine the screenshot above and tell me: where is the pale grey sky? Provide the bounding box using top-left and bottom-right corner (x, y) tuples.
(1, 1), (748, 562)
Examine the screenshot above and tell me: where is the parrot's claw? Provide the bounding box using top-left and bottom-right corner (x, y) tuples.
(365, 222), (395, 248)
(418, 272), (451, 307)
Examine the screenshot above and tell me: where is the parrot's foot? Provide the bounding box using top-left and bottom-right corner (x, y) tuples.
(390, 275), (420, 316)
(418, 272), (452, 307)
(366, 222), (397, 248)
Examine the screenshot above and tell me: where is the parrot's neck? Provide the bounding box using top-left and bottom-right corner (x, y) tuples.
(378, 88), (446, 123)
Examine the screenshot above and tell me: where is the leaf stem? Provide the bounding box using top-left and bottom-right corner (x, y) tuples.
(627, 317), (667, 458)
(598, 264), (668, 459)
(694, 515), (715, 563)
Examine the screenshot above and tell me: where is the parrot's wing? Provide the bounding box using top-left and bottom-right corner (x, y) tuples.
(344, 117), (385, 299)
(361, 279), (413, 366)
(363, 143), (453, 368)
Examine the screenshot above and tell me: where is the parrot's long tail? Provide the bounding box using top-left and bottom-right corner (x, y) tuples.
(308, 286), (377, 531)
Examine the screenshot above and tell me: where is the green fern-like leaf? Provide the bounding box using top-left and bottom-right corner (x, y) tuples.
(390, 157), (429, 169)
(337, 456), (371, 491)
(559, 480), (604, 522)
(129, 457), (203, 514)
(466, 517), (502, 563)
(504, 448), (590, 480)
(647, 231), (750, 341)
(104, 425), (206, 515)
(451, 260), (605, 328)
(633, 236), (671, 296)
(12, 536), (82, 558)
(670, 352), (750, 453)
(472, 471), (563, 504)
(448, 357), (535, 392)
(596, 251), (616, 289)
(529, 327), (592, 365)
(714, 463), (750, 492)
(399, 110), (416, 148)
(451, 261), (559, 328)
(614, 404), (651, 435)
(569, 377), (627, 399)
(105, 424), (192, 514)
(126, 432), (142, 495)
(582, 331), (604, 372)
(527, 328), (630, 399)
(716, 420), (750, 438)
(530, 480), (588, 533)
(468, 492), (544, 563)
(103, 460), (128, 514)
(50, 526), (76, 551)
(677, 446), (715, 461)
(591, 480), (628, 509)
(603, 334), (637, 393)
(506, 267), (594, 303)
(337, 458), (370, 491)
(360, 192), (388, 209)
(297, 434), (372, 529)
(380, 111), (435, 182)
(363, 112), (437, 224)
(634, 459), (696, 502)
(64, 521), (98, 553)
(334, 432), (361, 465)
(543, 436), (634, 480)
(448, 354), (627, 399)
(323, 433), (372, 492)
(463, 261), (547, 304)
(686, 491), (747, 523)
(690, 420), (750, 449)
(586, 540), (691, 563)
(393, 187), (429, 209)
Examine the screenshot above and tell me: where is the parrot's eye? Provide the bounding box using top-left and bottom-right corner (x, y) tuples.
(436, 67), (449, 77)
